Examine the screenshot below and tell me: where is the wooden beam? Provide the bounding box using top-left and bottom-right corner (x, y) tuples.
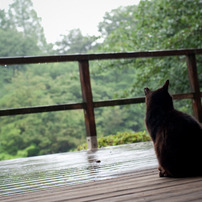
(0, 49), (202, 65)
(93, 97), (145, 108)
(0, 103), (84, 116)
(186, 54), (202, 122)
(0, 93), (197, 117)
(79, 60), (97, 150)
(172, 93), (195, 100)
(93, 93), (195, 108)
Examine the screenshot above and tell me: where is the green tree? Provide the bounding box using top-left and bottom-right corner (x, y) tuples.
(96, 0), (202, 95)
(0, 63), (85, 160)
(98, 6), (137, 40)
(0, 0), (54, 97)
(133, 0), (202, 50)
(8, 0), (49, 53)
(0, 29), (40, 57)
(0, 9), (11, 29)
(56, 28), (98, 54)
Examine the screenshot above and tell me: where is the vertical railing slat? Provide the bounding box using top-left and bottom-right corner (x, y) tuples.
(79, 60), (98, 150)
(186, 54), (202, 122)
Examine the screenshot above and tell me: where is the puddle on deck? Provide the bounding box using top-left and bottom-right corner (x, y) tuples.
(0, 141), (157, 196)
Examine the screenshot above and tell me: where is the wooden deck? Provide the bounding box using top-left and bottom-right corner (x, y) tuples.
(1, 167), (202, 202)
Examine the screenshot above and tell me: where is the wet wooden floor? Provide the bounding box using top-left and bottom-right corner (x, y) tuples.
(1, 167), (202, 202)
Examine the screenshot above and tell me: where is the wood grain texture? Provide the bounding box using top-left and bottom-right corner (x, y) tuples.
(79, 60), (97, 137)
(186, 54), (202, 122)
(1, 167), (202, 202)
(0, 49), (202, 65)
(0, 93), (198, 117)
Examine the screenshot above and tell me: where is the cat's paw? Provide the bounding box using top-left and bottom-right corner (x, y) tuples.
(159, 170), (168, 177)
(158, 166), (168, 177)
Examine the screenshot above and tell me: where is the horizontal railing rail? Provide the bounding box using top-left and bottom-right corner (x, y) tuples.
(0, 49), (202, 65)
(0, 48), (202, 150)
(0, 92), (200, 117)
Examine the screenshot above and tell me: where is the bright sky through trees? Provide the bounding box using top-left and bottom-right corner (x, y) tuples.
(1, 0), (140, 43)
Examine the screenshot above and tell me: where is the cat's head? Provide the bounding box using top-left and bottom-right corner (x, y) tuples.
(144, 80), (174, 111)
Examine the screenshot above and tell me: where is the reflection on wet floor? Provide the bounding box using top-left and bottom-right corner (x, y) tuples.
(0, 141), (157, 196)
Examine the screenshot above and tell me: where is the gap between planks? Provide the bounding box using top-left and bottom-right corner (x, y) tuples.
(1, 167), (202, 202)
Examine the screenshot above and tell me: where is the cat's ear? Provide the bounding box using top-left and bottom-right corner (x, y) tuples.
(163, 80), (169, 91)
(144, 87), (150, 95)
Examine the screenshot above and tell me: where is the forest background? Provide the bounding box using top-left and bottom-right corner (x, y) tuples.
(0, 0), (201, 160)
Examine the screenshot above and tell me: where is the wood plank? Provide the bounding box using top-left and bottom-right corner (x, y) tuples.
(104, 179), (202, 202)
(93, 97), (145, 107)
(68, 178), (201, 201)
(172, 92), (194, 100)
(0, 92), (196, 117)
(0, 103), (84, 116)
(1, 168), (202, 202)
(0, 49), (202, 65)
(186, 54), (202, 122)
(93, 93), (196, 108)
(79, 61), (97, 147)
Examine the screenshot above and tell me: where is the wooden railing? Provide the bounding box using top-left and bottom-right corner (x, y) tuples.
(0, 49), (202, 150)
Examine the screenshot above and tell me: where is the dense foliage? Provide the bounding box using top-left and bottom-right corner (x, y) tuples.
(0, 0), (201, 160)
(77, 131), (151, 150)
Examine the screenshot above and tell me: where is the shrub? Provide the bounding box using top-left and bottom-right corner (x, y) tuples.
(77, 131), (151, 151)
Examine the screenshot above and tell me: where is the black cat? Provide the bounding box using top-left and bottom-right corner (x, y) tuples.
(144, 80), (202, 177)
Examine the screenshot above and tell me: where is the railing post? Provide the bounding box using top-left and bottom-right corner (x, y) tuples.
(79, 60), (98, 150)
(186, 54), (202, 122)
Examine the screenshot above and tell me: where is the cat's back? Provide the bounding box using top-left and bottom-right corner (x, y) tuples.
(164, 109), (202, 153)
(168, 109), (202, 135)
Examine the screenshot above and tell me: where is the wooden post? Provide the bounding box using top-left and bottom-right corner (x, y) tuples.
(79, 60), (98, 150)
(186, 54), (202, 122)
